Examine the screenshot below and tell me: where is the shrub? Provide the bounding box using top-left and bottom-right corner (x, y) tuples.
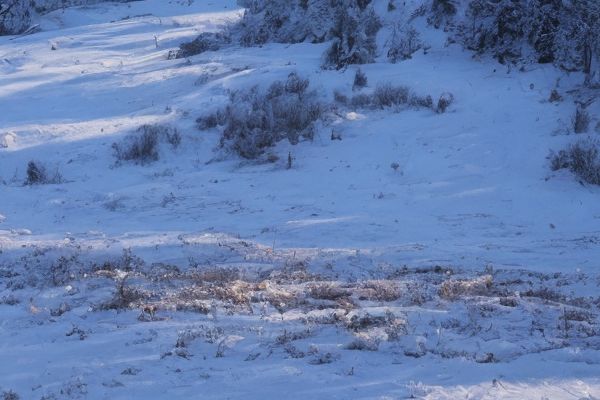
(179, 0), (381, 69)
(197, 110), (226, 130)
(113, 129), (159, 164)
(350, 93), (373, 108)
(284, 72), (309, 94)
(215, 73), (323, 159)
(25, 161), (62, 185)
(550, 139), (600, 185)
(0, 1), (32, 35)
(410, 94), (434, 109)
(353, 68), (368, 91)
(26, 161), (46, 185)
(574, 106), (590, 133)
(373, 83), (410, 108)
(429, 0), (457, 28)
(175, 31), (231, 58)
(112, 124), (180, 165)
(322, 5), (381, 69)
(1, 391), (19, 400)
(439, 275), (493, 300)
(549, 89), (562, 103)
(360, 280), (401, 301)
(100, 275), (147, 311)
(345, 338), (379, 351)
(333, 90), (349, 105)
(436, 92), (454, 113)
(162, 126), (182, 148)
(307, 283), (349, 301)
(387, 24), (423, 63)
(456, 0), (600, 76)
(338, 83), (444, 112)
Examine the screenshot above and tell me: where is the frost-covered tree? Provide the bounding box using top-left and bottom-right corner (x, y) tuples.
(322, 3), (381, 69)
(179, 0), (381, 69)
(0, 0), (34, 35)
(386, 22), (423, 63)
(429, 0), (457, 28)
(560, 0), (600, 84)
(457, 0), (600, 82)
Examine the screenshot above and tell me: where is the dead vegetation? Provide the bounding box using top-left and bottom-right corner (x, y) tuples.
(7, 248), (600, 365)
(358, 280), (402, 301)
(439, 275), (493, 299)
(112, 124), (181, 165)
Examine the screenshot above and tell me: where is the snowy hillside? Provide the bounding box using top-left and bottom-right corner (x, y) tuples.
(1, 0), (600, 398)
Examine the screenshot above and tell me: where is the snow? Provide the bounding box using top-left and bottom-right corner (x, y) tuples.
(0, 0), (599, 398)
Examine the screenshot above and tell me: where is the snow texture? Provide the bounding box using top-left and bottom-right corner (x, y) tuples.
(1, 0), (600, 399)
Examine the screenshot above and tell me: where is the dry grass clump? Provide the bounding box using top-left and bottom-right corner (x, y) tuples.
(259, 281), (303, 312)
(265, 261), (317, 284)
(335, 83), (453, 113)
(174, 299), (211, 314)
(165, 287), (211, 314)
(112, 124), (180, 165)
(550, 139), (600, 185)
(562, 309), (595, 323)
(99, 277), (149, 311)
(307, 282), (350, 301)
(358, 280), (402, 301)
(209, 280), (255, 305)
(439, 275), (493, 300)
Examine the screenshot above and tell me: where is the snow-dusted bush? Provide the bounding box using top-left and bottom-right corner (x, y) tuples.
(387, 23), (423, 63)
(428, 0), (457, 29)
(178, 0), (381, 69)
(551, 139), (600, 185)
(1, 390), (19, 400)
(436, 92), (454, 113)
(25, 160), (62, 185)
(175, 31), (231, 58)
(335, 82), (445, 112)
(113, 129), (159, 164)
(0, 0), (33, 35)
(457, 0), (600, 77)
(549, 89), (562, 103)
(574, 106), (591, 134)
(197, 110), (226, 130)
(345, 338), (379, 351)
(200, 72), (322, 159)
(349, 92), (373, 108)
(235, 0), (379, 46)
(112, 124), (180, 165)
(352, 68), (368, 91)
(322, 4), (381, 69)
(439, 275), (493, 300)
(372, 83), (410, 108)
(25, 161), (47, 185)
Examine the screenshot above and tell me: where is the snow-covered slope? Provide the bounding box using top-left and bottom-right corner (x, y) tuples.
(1, 0), (599, 271)
(0, 1), (599, 398)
